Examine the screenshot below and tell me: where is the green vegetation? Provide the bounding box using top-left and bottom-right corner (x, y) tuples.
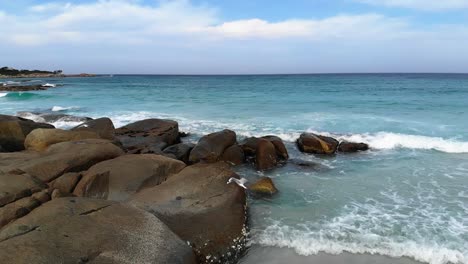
(0, 67), (62, 76)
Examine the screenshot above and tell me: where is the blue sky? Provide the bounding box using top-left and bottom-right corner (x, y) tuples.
(1, 0), (468, 74)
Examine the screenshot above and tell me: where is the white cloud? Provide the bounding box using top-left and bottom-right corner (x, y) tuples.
(30, 2), (72, 13)
(356, 0), (468, 10)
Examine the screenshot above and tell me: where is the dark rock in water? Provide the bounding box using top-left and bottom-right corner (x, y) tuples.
(16, 111), (92, 124)
(115, 118), (180, 154)
(249, 177), (278, 196)
(0, 139), (124, 182)
(338, 141), (369, 153)
(0, 198), (196, 264)
(179, 131), (190, 138)
(129, 162), (247, 263)
(163, 143), (195, 164)
(262, 135), (289, 160)
(0, 114), (54, 152)
(297, 133), (339, 155)
(221, 144), (245, 165)
(72, 117), (115, 140)
(73, 154), (186, 201)
(241, 137), (260, 156)
(0, 84), (47, 92)
(24, 128), (101, 151)
(189, 129), (237, 164)
(256, 139), (278, 171)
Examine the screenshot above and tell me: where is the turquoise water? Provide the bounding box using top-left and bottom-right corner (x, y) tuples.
(1, 74), (467, 264)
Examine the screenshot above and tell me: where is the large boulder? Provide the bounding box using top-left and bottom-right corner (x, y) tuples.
(0, 196), (42, 228)
(48, 172), (82, 194)
(249, 177), (278, 196)
(0, 139), (124, 182)
(255, 139), (278, 171)
(115, 118), (180, 154)
(74, 154), (186, 201)
(0, 198), (196, 264)
(0, 114), (54, 152)
(0, 172), (47, 207)
(338, 141), (369, 153)
(24, 128), (101, 151)
(129, 162), (247, 263)
(297, 133), (339, 154)
(221, 144), (245, 165)
(163, 143), (195, 164)
(262, 135), (289, 160)
(189, 129), (237, 163)
(72, 117), (115, 140)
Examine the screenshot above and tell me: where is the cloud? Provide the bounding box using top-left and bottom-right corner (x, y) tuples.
(356, 0), (468, 10)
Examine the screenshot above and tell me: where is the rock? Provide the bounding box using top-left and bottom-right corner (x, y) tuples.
(0, 84), (46, 91)
(17, 111), (92, 124)
(221, 144), (245, 165)
(255, 139), (278, 171)
(262, 135), (289, 160)
(240, 137), (260, 156)
(0, 139), (124, 182)
(74, 154), (186, 201)
(129, 162), (247, 263)
(189, 129), (237, 163)
(72, 117), (115, 140)
(24, 128), (101, 151)
(0, 114), (54, 152)
(163, 143), (195, 164)
(0, 196), (41, 228)
(338, 141), (369, 153)
(297, 133), (339, 155)
(0, 173), (46, 207)
(115, 118), (180, 153)
(31, 190), (50, 204)
(49, 172), (82, 194)
(249, 177), (278, 196)
(0, 198), (196, 264)
(50, 189), (66, 199)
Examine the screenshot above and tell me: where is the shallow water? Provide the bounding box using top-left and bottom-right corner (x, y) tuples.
(1, 74), (467, 264)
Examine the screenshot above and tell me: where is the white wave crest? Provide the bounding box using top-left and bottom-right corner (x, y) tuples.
(51, 106), (79, 112)
(0, 92), (8, 97)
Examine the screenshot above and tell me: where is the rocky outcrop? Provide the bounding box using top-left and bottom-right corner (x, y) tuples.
(0, 172), (46, 207)
(72, 117), (115, 140)
(0, 139), (124, 182)
(0, 198), (196, 264)
(297, 133), (339, 154)
(0, 196), (42, 228)
(73, 154), (186, 201)
(249, 177), (278, 196)
(338, 141), (369, 153)
(189, 129), (237, 164)
(0, 85), (47, 92)
(240, 135), (288, 170)
(221, 144), (245, 165)
(17, 111), (92, 124)
(24, 128), (101, 151)
(115, 118), (180, 154)
(129, 162), (247, 263)
(163, 143), (195, 164)
(0, 114), (54, 152)
(48, 172), (82, 194)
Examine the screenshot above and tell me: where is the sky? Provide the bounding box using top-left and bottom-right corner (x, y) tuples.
(0, 0), (467, 74)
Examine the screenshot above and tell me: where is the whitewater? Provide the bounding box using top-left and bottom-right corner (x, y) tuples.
(1, 74), (467, 264)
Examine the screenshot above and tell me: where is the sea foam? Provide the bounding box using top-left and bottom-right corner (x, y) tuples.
(51, 106), (79, 112)
(0, 92), (8, 97)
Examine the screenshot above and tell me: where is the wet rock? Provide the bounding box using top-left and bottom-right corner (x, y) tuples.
(338, 141), (369, 153)
(240, 137), (260, 157)
(72, 117), (115, 140)
(255, 139), (278, 171)
(73, 154), (186, 201)
(0, 198), (197, 264)
(129, 162), (247, 263)
(262, 135), (289, 160)
(297, 133), (339, 155)
(163, 143), (196, 164)
(24, 128), (101, 151)
(49, 172), (82, 194)
(249, 177), (278, 196)
(0, 84), (46, 92)
(16, 111), (92, 124)
(221, 144), (245, 165)
(115, 118), (180, 153)
(0, 139), (124, 182)
(0, 114), (54, 152)
(189, 129), (237, 163)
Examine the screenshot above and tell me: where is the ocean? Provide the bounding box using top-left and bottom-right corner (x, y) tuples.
(1, 74), (467, 264)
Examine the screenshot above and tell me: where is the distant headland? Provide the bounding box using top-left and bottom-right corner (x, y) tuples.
(0, 66), (96, 78)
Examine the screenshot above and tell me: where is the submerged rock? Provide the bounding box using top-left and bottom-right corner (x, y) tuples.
(338, 141), (369, 153)
(129, 162), (247, 263)
(115, 118), (180, 153)
(73, 154), (186, 201)
(249, 177), (278, 196)
(189, 129), (237, 163)
(24, 128), (101, 151)
(0, 198), (197, 264)
(297, 133), (339, 155)
(0, 114), (54, 152)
